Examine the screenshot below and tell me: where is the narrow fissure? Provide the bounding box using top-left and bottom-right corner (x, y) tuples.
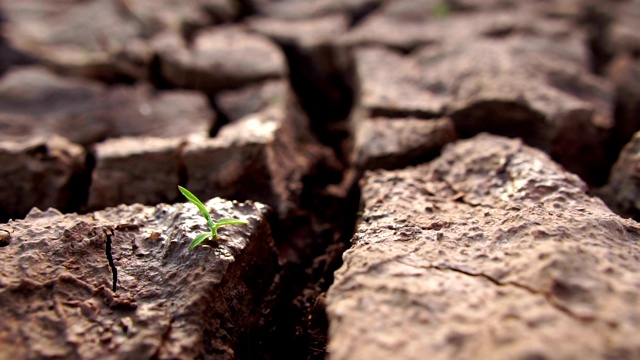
(3, 2), (638, 358)
(68, 150), (96, 215)
(103, 227), (118, 292)
(279, 42), (355, 157)
(243, 32), (363, 359)
(206, 95), (232, 138)
(394, 255), (601, 326)
(255, 186), (361, 359)
(430, 264), (594, 323)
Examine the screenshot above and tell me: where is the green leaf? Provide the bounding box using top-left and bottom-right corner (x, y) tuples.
(178, 186), (212, 228)
(189, 233), (211, 249)
(432, 2), (450, 19)
(212, 218), (248, 238)
(214, 218), (249, 227)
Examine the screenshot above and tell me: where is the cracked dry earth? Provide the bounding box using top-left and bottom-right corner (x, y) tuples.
(329, 135), (640, 359)
(2, 0), (640, 359)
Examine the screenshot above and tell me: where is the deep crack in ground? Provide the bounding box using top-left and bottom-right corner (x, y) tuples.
(103, 227), (118, 293)
(0, 1), (639, 359)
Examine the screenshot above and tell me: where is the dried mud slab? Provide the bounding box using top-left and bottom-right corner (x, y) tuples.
(353, 46), (448, 118)
(247, 14), (353, 121)
(0, 136), (85, 221)
(1, 0), (140, 80)
(248, 13), (349, 48)
(352, 34), (613, 183)
(0, 35), (35, 76)
(246, 0), (381, 20)
(353, 117), (456, 173)
(0, 0), (238, 80)
(155, 26), (286, 92)
(0, 66), (104, 143)
(599, 131), (640, 221)
(0, 66), (213, 145)
(185, 75), (335, 221)
(608, 0), (640, 56)
(607, 54), (640, 148)
(327, 134), (640, 360)
(0, 198), (278, 359)
(86, 83), (301, 213)
(183, 102), (330, 219)
(341, 1), (577, 52)
(88, 137), (183, 210)
(215, 79), (287, 122)
(123, 0), (240, 33)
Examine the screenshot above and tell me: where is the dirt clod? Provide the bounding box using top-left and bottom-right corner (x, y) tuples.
(327, 134), (640, 360)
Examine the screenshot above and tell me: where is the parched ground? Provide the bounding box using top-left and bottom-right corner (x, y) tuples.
(1, 0), (640, 359)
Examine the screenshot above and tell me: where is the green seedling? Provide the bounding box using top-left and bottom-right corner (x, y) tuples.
(432, 1), (451, 19)
(178, 186), (248, 249)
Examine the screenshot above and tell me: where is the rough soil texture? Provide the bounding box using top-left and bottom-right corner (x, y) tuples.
(350, 35), (613, 183)
(215, 79), (287, 122)
(0, 199), (278, 359)
(607, 53), (640, 150)
(88, 137), (183, 209)
(353, 117), (456, 173)
(599, 130), (640, 221)
(184, 85), (333, 221)
(327, 134), (640, 359)
(0, 66), (213, 145)
(341, 2), (578, 51)
(0, 135), (85, 220)
(2, 0), (640, 359)
(155, 26), (286, 92)
(1, 0), (240, 81)
(246, 0), (382, 20)
(248, 13), (353, 126)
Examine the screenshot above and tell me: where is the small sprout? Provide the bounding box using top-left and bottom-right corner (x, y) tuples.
(178, 186), (248, 249)
(432, 1), (451, 19)
(0, 229), (11, 247)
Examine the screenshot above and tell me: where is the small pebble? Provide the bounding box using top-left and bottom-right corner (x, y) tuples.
(0, 229), (11, 246)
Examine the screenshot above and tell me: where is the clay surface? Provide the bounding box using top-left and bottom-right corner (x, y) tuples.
(88, 137), (183, 209)
(0, 67), (213, 145)
(609, 1), (640, 56)
(1, 0), (239, 80)
(0, 136), (85, 221)
(600, 131), (640, 221)
(248, 14), (352, 122)
(352, 34), (613, 183)
(215, 79), (288, 122)
(353, 117), (456, 173)
(327, 134), (640, 360)
(341, 1), (578, 51)
(1, 1), (640, 358)
(0, 198), (278, 359)
(607, 54), (640, 149)
(156, 26), (286, 92)
(183, 103), (329, 219)
(247, 0), (381, 20)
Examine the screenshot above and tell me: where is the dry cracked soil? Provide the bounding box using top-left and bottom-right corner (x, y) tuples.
(1, 0), (640, 359)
